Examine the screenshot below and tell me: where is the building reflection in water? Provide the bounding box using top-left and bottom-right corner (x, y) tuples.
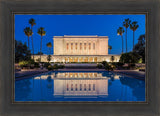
(53, 72), (108, 97)
(15, 71), (145, 101)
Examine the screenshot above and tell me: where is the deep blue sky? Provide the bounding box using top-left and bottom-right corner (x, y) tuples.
(15, 14), (145, 55)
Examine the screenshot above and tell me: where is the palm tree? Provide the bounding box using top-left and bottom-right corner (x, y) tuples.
(117, 27), (125, 54)
(29, 18), (36, 60)
(108, 45), (112, 53)
(46, 42), (52, 55)
(123, 18), (131, 53)
(130, 21), (139, 51)
(24, 27), (32, 49)
(37, 27), (46, 62)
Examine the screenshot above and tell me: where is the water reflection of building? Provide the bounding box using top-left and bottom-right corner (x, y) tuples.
(54, 72), (108, 96)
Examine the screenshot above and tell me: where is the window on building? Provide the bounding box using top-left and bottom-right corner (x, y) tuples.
(75, 84), (78, 91)
(80, 84), (82, 91)
(93, 43), (95, 50)
(75, 43), (77, 50)
(66, 43), (69, 50)
(84, 84), (86, 91)
(80, 43), (82, 50)
(71, 43), (73, 50)
(84, 43), (86, 50)
(67, 84), (69, 91)
(71, 84), (73, 91)
(93, 84), (95, 91)
(89, 84), (91, 91)
(89, 43), (91, 50)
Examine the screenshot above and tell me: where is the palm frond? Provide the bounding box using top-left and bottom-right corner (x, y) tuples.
(24, 27), (32, 37)
(29, 18), (36, 26)
(37, 27), (46, 36)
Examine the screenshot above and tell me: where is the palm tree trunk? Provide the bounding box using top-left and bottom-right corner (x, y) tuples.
(133, 31), (135, 51)
(126, 28), (127, 53)
(40, 36), (42, 62)
(28, 36), (30, 49)
(121, 36), (123, 54)
(31, 26), (34, 60)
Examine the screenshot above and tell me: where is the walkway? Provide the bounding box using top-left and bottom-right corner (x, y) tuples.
(58, 68), (106, 71)
(15, 69), (49, 78)
(113, 70), (145, 80)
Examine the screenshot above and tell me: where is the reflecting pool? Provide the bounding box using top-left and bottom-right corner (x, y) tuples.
(15, 71), (145, 102)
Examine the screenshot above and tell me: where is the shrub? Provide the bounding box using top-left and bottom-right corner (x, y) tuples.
(28, 59), (35, 64)
(19, 61), (29, 68)
(47, 65), (53, 71)
(97, 64), (103, 69)
(104, 63), (115, 71)
(102, 61), (108, 66)
(128, 63), (136, 69)
(104, 63), (111, 71)
(44, 62), (50, 68)
(111, 62), (124, 69)
(58, 65), (65, 69)
(119, 52), (140, 63)
(34, 62), (40, 68)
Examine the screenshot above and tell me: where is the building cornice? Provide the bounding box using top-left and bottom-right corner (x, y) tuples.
(53, 35), (108, 38)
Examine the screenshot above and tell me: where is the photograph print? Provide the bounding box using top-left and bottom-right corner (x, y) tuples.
(14, 14), (146, 102)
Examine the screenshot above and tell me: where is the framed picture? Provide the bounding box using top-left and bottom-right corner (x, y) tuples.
(0, 0), (159, 116)
(14, 14), (146, 103)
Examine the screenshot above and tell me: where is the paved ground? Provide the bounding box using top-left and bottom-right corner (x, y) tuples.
(113, 70), (145, 80)
(65, 63), (97, 66)
(15, 69), (49, 78)
(15, 68), (145, 80)
(58, 68), (105, 71)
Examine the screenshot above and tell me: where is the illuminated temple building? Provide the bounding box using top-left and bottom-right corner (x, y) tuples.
(33, 35), (120, 62)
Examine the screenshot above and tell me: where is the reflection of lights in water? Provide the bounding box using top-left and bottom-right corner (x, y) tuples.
(56, 72), (104, 78)
(54, 72), (108, 96)
(114, 75), (120, 80)
(34, 77), (40, 79)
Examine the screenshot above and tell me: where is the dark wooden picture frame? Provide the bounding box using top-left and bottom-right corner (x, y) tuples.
(0, 0), (159, 116)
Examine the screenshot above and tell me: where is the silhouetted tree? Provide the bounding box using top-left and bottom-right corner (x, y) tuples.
(117, 27), (125, 53)
(24, 27), (32, 49)
(46, 42), (52, 55)
(37, 27), (46, 62)
(29, 18), (36, 59)
(123, 18), (131, 52)
(130, 21), (139, 51)
(133, 34), (145, 63)
(15, 40), (31, 63)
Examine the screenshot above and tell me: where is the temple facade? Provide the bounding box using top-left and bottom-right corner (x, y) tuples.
(33, 35), (120, 62)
